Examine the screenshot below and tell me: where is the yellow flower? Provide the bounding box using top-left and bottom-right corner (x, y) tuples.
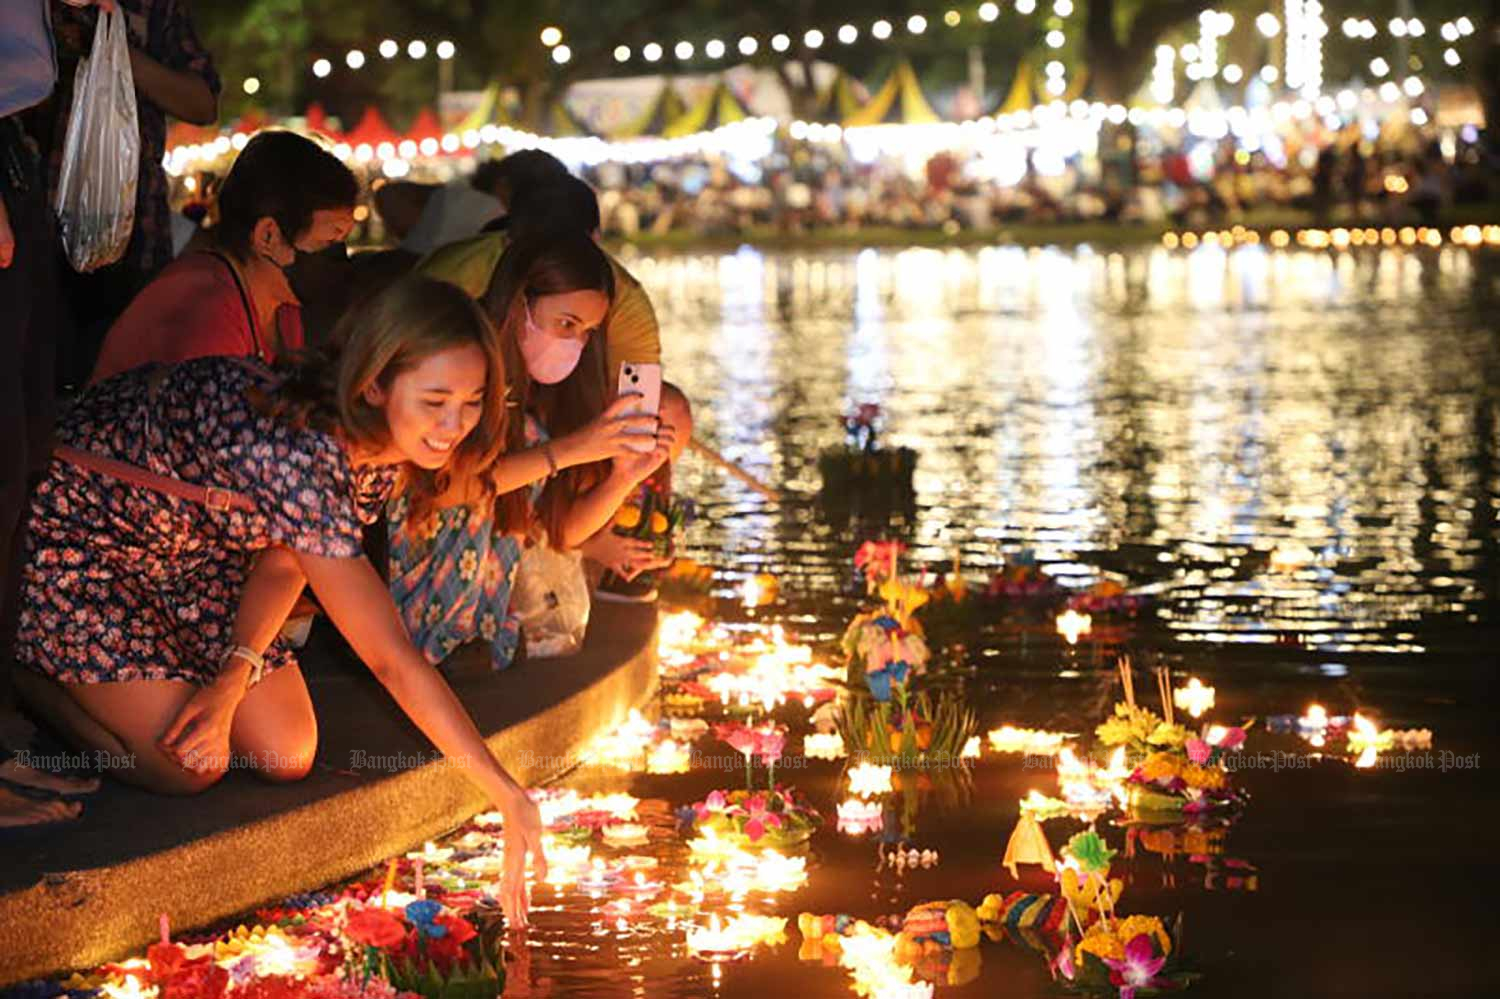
(1147, 721), (1189, 748)
(650, 511), (670, 535)
(1115, 914), (1171, 957)
(615, 505), (642, 529)
(878, 579), (929, 623)
(1095, 715), (1135, 747)
(1182, 763), (1227, 790)
(1140, 751), (1181, 782)
(1076, 922), (1125, 964)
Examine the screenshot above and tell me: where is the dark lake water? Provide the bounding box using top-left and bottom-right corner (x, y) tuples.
(477, 243), (1497, 998)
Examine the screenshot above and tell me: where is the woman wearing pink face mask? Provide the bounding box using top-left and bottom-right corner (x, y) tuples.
(388, 233), (672, 671)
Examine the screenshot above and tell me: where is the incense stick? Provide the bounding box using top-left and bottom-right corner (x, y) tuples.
(1118, 656), (1135, 708)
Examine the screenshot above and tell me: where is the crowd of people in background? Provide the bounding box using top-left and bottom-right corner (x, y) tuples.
(573, 130), (1496, 238)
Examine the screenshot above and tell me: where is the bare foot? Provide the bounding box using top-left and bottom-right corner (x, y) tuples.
(0, 787), (82, 828)
(0, 757), (101, 795)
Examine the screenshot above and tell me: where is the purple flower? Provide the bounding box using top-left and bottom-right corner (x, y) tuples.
(1103, 933), (1167, 999)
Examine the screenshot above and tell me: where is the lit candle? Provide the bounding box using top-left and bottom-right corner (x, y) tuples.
(847, 762), (893, 798)
(836, 798), (884, 834)
(803, 732), (846, 760)
(1056, 609), (1092, 645)
(1173, 677), (1215, 719)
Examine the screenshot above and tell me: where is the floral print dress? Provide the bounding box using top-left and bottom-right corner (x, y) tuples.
(386, 421), (547, 671)
(16, 357), (397, 687)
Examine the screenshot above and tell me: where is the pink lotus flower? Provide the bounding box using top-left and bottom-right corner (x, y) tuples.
(693, 790), (728, 820)
(855, 541), (906, 584)
(717, 723), (759, 761)
(850, 403), (881, 427)
(1213, 726), (1247, 750)
(741, 796), (784, 842)
(1186, 738), (1212, 765)
(756, 727), (785, 764)
(1104, 933), (1167, 999)
(715, 722), (786, 765)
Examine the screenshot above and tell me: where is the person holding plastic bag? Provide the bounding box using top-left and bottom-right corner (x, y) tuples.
(0, 0), (116, 831)
(51, 0), (138, 274)
(30, 0), (219, 382)
(387, 231), (674, 670)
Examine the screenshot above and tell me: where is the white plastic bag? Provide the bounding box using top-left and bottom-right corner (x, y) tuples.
(511, 542), (590, 659)
(54, 8), (140, 272)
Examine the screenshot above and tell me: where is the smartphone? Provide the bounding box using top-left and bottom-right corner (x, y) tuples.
(617, 362), (662, 453)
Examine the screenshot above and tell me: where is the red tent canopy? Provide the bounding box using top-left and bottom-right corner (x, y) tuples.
(304, 101), (338, 139)
(231, 107), (271, 136)
(405, 106), (443, 143)
(167, 119), (219, 148)
(343, 105), (400, 148)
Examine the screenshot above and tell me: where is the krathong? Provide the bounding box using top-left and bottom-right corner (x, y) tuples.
(987, 726), (1070, 755)
(687, 786), (821, 849)
(803, 731), (847, 760)
(847, 762), (894, 798)
(685, 913), (788, 960)
(836, 797), (884, 835)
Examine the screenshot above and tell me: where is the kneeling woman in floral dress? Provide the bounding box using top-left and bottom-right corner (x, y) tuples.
(12, 276), (545, 922)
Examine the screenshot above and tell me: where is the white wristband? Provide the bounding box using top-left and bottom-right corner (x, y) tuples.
(225, 645), (265, 687)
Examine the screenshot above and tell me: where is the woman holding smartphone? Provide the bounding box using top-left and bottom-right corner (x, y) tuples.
(389, 232), (675, 671)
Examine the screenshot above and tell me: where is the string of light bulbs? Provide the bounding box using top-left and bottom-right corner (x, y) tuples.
(537, 0), (1065, 68)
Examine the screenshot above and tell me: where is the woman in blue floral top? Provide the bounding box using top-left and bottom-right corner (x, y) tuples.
(13, 276), (548, 927)
(390, 233), (676, 670)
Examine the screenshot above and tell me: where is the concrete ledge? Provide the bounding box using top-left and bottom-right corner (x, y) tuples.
(0, 601), (657, 982)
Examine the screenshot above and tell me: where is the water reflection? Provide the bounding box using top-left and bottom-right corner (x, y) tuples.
(639, 243), (1499, 652)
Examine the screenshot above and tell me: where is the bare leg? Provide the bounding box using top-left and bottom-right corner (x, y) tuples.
(17, 672), (225, 795)
(230, 663), (317, 782)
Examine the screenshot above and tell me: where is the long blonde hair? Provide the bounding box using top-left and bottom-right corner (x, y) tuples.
(264, 275), (510, 527)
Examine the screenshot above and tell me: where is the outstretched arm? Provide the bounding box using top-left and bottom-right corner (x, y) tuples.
(294, 550), (548, 925)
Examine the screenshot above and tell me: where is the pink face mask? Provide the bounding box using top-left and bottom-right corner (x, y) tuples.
(520, 301), (585, 384)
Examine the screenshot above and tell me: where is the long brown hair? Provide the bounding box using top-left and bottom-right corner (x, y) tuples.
(481, 232), (615, 547)
(263, 274), (510, 528)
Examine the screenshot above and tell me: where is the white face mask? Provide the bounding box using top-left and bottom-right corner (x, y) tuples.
(520, 301), (585, 384)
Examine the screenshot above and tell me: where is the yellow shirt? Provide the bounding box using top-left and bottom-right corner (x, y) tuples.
(417, 232), (661, 380)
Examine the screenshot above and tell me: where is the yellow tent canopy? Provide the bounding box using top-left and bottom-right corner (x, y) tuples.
(811, 66), (864, 124)
(615, 80), (689, 138)
(547, 94), (597, 137)
(663, 79), (749, 138)
(455, 80), (509, 133)
(843, 59), (940, 127)
(993, 59), (1036, 115)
